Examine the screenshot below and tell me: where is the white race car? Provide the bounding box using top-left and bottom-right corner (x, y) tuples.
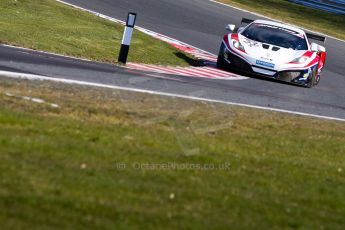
(217, 18), (327, 87)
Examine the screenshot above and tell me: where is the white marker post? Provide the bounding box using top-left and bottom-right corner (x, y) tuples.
(118, 12), (137, 64)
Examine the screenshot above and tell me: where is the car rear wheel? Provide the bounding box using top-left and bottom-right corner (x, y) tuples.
(306, 67), (318, 88)
(314, 74), (321, 85)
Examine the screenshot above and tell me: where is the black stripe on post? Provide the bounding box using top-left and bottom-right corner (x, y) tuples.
(118, 12), (137, 65)
(118, 44), (130, 64)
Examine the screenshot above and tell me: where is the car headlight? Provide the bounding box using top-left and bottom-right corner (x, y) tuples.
(232, 39), (245, 52)
(292, 56), (309, 63)
(232, 40), (244, 49)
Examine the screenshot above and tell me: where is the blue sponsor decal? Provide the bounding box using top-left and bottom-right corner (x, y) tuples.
(256, 60), (275, 68)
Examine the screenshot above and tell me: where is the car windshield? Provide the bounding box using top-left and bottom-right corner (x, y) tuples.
(241, 23), (308, 50)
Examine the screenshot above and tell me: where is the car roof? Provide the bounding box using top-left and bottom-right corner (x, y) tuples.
(252, 20), (306, 36)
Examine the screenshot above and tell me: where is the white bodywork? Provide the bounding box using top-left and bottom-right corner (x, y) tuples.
(224, 20), (320, 76)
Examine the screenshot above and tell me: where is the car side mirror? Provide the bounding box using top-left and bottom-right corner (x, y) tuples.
(226, 24), (236, 32)
(310, 43), (318, 52)
(311, 43), (325, 52)
(318, 45), (326, 52)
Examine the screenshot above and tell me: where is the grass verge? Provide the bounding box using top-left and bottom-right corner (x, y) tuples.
(218, 0), (345, 40)
(0, 0), (196, 66)
(0, 77), (344, 229)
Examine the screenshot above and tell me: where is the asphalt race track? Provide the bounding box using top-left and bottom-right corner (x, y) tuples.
(1, 0), (344, 119)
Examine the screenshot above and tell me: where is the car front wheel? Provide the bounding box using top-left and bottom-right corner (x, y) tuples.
(216, 43), (228, 70)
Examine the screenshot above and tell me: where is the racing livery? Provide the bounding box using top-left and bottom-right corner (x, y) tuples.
(217, 19), (327, 87)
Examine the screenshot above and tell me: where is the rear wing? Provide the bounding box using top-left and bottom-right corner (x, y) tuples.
(240, 18), (326, 44)
(306, 33), (326, 43)
(241, 18), (254, 25)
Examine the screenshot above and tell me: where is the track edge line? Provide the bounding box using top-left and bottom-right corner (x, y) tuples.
(1, 70), (344, 122)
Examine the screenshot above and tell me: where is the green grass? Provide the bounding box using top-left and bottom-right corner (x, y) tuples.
(0, 77), (344, 229)
(0, 0), (196, 66)
(219, 0), (345, 40)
